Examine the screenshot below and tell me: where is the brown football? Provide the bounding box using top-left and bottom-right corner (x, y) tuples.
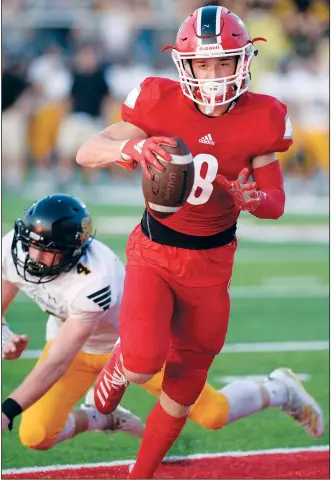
(142, 137), (195, 219)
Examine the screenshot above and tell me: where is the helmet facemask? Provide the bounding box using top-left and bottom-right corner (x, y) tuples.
(12, 219), (91, 284)
(172, 43), (255, 114)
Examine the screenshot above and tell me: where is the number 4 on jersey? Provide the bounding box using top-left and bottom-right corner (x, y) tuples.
(76, 263), (91, 275)
(187, 154), (219, 206)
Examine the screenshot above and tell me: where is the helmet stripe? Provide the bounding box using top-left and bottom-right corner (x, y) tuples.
(199, 5), (220, 45)
(216, 6), (222, 44)
(196, 7), (202, 45)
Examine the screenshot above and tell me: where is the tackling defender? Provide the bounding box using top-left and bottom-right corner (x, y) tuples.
(1, 194), (144, 449)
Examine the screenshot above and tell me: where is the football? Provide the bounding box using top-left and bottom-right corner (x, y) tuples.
(142, 137), (195, 218)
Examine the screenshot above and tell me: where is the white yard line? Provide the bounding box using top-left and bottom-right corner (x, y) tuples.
(7, 216), (321, 244)
(18, 185), (328, 213)
(90, 217), (329, 244)
(230, 284), (328, 298)
(2, 445), (329, 474)
(20, 340), (329, 360)
(236, 250), (327, 262)
(237, 220), (329, 244)
(3, 216), (329, 244)
(221, 341), (329, 353)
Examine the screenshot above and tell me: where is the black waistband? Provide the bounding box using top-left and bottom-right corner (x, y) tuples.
(141, 210), (236, 250)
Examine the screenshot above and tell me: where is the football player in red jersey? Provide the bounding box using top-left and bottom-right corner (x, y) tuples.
(77, 5), (322, 478)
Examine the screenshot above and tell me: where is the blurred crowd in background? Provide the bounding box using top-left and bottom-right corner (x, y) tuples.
(2, 0), (329, 195)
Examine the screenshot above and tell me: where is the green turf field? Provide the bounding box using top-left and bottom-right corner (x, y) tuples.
(1, 192), (329, 469)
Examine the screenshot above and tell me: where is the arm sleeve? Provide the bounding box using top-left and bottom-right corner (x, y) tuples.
(251, 160), (285, 220)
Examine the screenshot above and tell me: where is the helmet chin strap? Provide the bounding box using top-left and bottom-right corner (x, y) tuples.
(204, 105), (215, 115)
(204, 94), (216, 115)
(201, 80), (221, 115)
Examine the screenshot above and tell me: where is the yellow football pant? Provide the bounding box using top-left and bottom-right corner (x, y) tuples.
(19, 342), (109, 450)
(19, 342), (229, 450)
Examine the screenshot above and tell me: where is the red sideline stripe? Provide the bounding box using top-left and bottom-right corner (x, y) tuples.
(2, 449), (330, 479)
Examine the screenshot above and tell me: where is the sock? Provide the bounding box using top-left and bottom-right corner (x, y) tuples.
(262, 377), (288, 407)
(53, 407), (109, 446)
(220, 378), (289, 424)
(53, 413), (76, 445)
(220, 380), (265, 424)
(83, 407), (109, 431)
(129, 401), (188, 479)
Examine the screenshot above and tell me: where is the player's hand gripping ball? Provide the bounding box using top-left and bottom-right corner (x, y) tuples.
(141, 137), (195, 218)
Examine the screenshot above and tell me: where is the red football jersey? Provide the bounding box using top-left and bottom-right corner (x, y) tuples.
(121, 77), (293, 236)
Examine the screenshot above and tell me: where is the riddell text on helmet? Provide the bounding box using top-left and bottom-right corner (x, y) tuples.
(197, 44), (224, 51)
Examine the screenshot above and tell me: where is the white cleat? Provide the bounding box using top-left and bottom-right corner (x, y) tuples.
(82, 387), (144, 439)
(268, 367), (324, 438)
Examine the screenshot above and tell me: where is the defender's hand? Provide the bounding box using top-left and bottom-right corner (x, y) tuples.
(2, 412), (10, 432)
(120, 137), (177, 179)
(216, 168), (262, 212)
(2, 334), (29, 360)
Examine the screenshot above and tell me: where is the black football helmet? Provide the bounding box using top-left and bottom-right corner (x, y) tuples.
(12, 194), (94, 283)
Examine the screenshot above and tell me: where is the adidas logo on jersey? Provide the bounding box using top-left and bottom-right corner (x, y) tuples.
(199, 134), (215, 145)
